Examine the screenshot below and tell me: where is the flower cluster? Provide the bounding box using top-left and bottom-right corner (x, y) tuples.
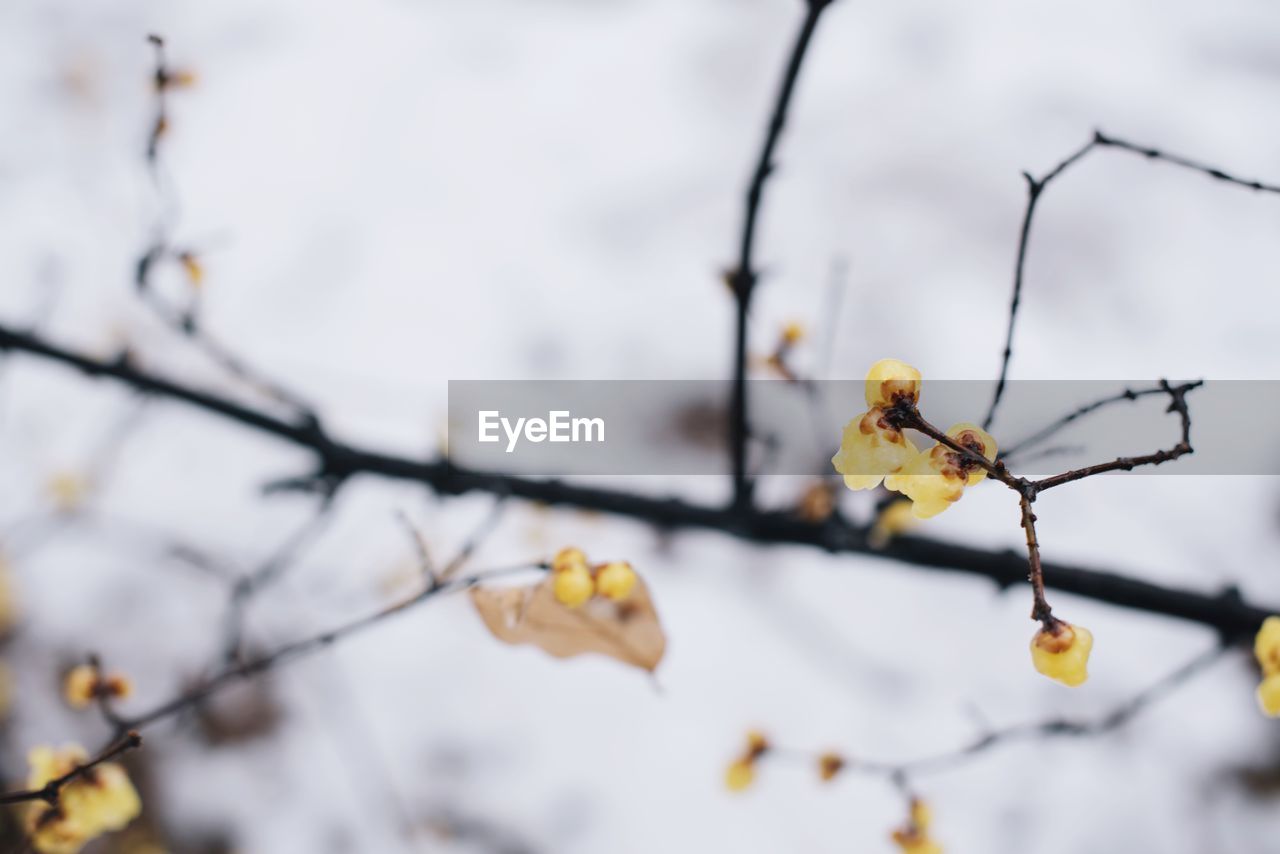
(24, 745), (141, 854)
(723, 730), (769, 792)
(832, 360), (997, 519)
(892, 798), (943, 854)
(63, 665), (133, 711)
(1030, 620), (1093, 687)
(550, 548), (638, 608)
(1255, 616), (1280, 716)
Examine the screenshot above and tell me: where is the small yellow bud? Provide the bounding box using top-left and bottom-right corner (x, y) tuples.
(781, 322), (805, 346)
(743, 730), (769, 758)
(817, 752), (844, 782)
(869, 499), (917, 548)
(63, 665), (99, 710)
(864, 358), (922, 409)
(177, 252), (204, 289)
(1031, 621), (1093, 687)
(1254, 616), (1280, 675)
(551, 547), (589, 574)
(1258, 674), (1280, 717)
(552, 566), (594, 608)
(595, 562), (637, 601)
(724, 759), (755, 792)
(48, 472), (89, 513)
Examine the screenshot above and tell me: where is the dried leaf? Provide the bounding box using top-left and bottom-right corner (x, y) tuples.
(470, 576), (666, 672)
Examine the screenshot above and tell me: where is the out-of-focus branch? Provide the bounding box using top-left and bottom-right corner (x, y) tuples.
(727, 0), (835, 511)
(765, 642), (1226, 784)
(0, 322), (1270, 639)
(112, 562), (545, 734)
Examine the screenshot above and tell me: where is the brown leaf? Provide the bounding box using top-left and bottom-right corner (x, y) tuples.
(470, 576), (666, 672)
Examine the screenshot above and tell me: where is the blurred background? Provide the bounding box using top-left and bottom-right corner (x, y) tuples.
(2, 0), (1280, 851)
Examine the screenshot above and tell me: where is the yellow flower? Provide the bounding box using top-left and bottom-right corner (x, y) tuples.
(1253, 617), (1280, 716)
(832, 409), (919, 491)
(781, 321), (805, 346)
(63, 666), (98, 710)
(551, 547), (588, 574)
(869, 499), (917, 548)
(24, 744), (141, 854)
(817, 752), (844, 782)
(595, 562), (637, 602)
(552, 566), (594, 608)
(1258, 675), (1280, 717)
(864, 358), (922, 409)
(1031, 621), (1093, 687)
(892, 798), (943, 854)
(724, 758), (755, 792)
(885, 423), (997, 518)
(47, 473), (90, 514)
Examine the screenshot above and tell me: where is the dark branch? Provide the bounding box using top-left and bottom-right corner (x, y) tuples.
(0, 323), (1270, 640)
(983, 131), (1280, 431)
(0, 731), (142, 806)
(728, 0), (834, 511)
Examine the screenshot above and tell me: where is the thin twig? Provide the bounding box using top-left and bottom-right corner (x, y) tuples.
(983, 129), (1280, 432)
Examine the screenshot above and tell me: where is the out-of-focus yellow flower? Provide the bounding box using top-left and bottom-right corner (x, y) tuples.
(869, 499), (917, 548)
(885, 423), (997, 519)
(551, 547), (588, 574)
(724, 758), (755, 792)
(892, 798), (943, 854)
(781, 322), (806, 347)
(817, 752), (844, 782)
(47, 473), (90, 514)
(552, 566), (594, 608)
(177, 252), (203, 289)
(1254, 617), (1280, 716)
(1031, 621), (1093, 687)
(63, 666), (133, 711)
(0, 554), (18, 634)
(595, 562), (637, 602)
(63, 666), (98, 710)
(24, 744), (141, 854)
(724, 731), (769, 793)
(832, 409), (919, 491)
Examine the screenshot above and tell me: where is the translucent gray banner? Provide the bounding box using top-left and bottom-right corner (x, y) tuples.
(446, 380), (1272, 476)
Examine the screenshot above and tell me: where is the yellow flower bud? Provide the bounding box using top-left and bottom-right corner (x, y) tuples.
(1031, 621), (1093, 687)
(551, 547), (589, 574)
(552, 566), (594, 608)
(832, 409), (919, 491)
(781, 322), (805, 346)
(865, 359), (922, 409)
(817, 752), (844, 782)
(1254, 616), (1280, 676)
(1258, 674), (1280, 717)
(724, 758), (755, 792)
(63, 666), (99, 710)
(595, 562), (637, 602)
(869, 499), (917, 548)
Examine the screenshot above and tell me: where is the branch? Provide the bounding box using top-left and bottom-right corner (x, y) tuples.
(0, 731), (142, 806)
(0, 323), (1271, 639)
(728, 0), (835, 510)
(113, 563), (544, 734)
(765, 642), (1226, 784)
(983, 131), (1280, 431)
